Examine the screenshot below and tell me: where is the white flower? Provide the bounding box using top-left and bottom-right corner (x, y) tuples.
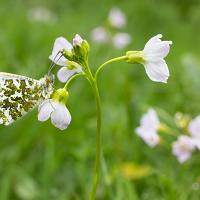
(172, 135), (195, 163)
(91, 26), (110, 43)
(135, 127), (160, 148)
(140, 108), (160, 130)
(73, 34), (83, 47)
(188, 116), (200, 149)
(141, 34), (172, 83)
(188, 116), (200, 139)
(38, 99), (71, 130)
(108, 7), (126, 28)
(49, 37), (83, 82)
(28, 7), (56, 24)
(135, 109), (160, 147)
(112, 32), (132, 49)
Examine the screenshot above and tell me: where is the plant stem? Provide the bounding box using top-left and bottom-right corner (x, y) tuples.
(89, 79), (102, 200)
(95, 56), (127, 81)
(64, 73), (84, 90)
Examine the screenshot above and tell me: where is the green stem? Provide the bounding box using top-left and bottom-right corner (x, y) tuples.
(64, 73), (84, 90)
(89, 79), (102, 200)
(95, 56), (127, 81)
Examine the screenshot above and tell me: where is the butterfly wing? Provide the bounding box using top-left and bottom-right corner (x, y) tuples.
(0, 72), (53, 125)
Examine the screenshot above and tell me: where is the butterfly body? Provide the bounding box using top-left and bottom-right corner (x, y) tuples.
(0, 72), (54, 125)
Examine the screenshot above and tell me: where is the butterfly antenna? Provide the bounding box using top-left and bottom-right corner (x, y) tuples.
(48, 99), (56, 111)
(48, 51), (63, 76)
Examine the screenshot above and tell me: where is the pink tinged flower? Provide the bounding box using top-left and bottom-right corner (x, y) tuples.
(135, 109), (160, 147)
(28, 7), (57, 24)
(172, 135), (195, 163)
(38, 99), (71, 130)
(188, 116), (200, 139)
(135, 127), (160, 147)
(73, 34), (83, 47)
(108, 7), (127, 28)
(49, 37), (83, 82)
(188, 116), (200, 150)
(112, 33), (132, 49)
(142, 34), (172, 83)
(91, 26), (110, 43)
(139, 108), (160, 130)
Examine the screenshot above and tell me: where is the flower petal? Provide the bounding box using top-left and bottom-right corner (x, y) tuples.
(57, 66), (82, 83)
(50, 101), (71, 130)
(38, 100), (54, 121)
(49, 37), (73, 66)
(135, 127), (160, 148)
(188, 116), (200, 139)
(143, 59), (169, 83)
(140, 108), (160, 131)
(143, 34), (172, 59)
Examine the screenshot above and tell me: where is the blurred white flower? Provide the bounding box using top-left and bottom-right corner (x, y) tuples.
(172, 135), (195, 163)
(188, 116), (200, 139)
(38, 99), (71, 130)
(28, 7), (56, 24)
(135, 127), (160, 148)
(73, 34), (84, 47)
(188, 116), (200, 149)
(49, 37), (83, 82)
(108, 7), (127, 28)
(142, 34), (172, 83)
(91, 26), (110, 43)
(113, 32), (132, 49)
(135, 109), (160, 147)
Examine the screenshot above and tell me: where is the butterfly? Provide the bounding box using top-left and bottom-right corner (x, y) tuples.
(0, 72), (54, 125)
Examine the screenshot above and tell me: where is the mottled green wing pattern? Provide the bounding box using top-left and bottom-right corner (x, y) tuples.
(0, 73), (54, 125)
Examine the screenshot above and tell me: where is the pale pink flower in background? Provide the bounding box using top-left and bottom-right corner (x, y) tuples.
(38, 99), (71, 130)
(108, 7), (127, 28)
(172, 135), (195, 163)
(28, 7), (56, 24)
(141, 34), (172, 83)
(135, 127), (160, 148)
(188, 116), (200, 149)
(49, 36), (83, 82)
(91, 26), (110, 43)
(135, 109), (160, 147)
(112, 32), (132, 49)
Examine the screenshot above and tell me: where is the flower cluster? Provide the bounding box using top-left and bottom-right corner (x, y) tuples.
(36, 33), (172, 130)
(135, 109), (200, 163)
(91, 7), (131, 49)
(38, 34), (89, 130)
(173, 116), (200, 163)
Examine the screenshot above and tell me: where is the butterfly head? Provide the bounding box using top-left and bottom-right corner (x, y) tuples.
(40, 74), (55, 99)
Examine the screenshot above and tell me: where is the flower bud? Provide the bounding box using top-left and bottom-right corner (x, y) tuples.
(73, 34), (84, 47)
(72, 34), (90, 65)
(52, 88), (69, 104)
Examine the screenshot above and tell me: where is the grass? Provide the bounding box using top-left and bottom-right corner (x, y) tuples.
(0, 0), (200, 199)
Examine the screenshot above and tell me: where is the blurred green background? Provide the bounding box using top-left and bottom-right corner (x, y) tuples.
(1, 0), (200, 199)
